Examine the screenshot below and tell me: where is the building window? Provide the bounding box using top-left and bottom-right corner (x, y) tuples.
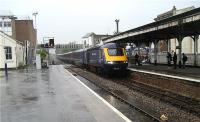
(0, 21), (11, 27)
(6, 21), (11, 27)
(4, 46), (12, 60)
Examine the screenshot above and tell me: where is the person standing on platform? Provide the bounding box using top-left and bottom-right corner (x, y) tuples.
(135, 53), (140, 66)
(182, 53), (187, 69)
(167, 52), (172, 66)
(173, 52), (177, 69)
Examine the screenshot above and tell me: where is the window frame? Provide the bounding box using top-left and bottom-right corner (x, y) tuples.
(4, 46), (12, 60)
(107, 48), (124, 56)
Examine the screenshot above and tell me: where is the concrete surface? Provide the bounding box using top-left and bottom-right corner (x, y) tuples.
(0, 65), (129, 122)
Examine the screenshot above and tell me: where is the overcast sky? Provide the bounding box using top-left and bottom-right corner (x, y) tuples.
(1, 0), (200, 44)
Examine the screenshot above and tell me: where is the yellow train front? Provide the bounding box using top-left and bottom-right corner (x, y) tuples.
(86, 43), (128, 74)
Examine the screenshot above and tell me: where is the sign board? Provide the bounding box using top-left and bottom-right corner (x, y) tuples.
(176, 46), (181, 49)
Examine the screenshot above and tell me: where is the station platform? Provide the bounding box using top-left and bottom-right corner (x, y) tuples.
(128, 64), (200, 101)
(128, 64), (200, 82)
(0, 65), (130, 122)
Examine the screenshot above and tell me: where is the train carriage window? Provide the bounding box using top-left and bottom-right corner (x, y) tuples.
(108, 48), (123, 56)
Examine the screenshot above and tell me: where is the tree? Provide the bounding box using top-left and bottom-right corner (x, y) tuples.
(38, 49), (47, 62)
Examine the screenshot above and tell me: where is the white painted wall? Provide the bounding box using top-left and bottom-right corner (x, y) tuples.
(170, 36), (200, 54)
(83, 34), (108, 47)
(0, 31), (25, 68)
(16, 42), (25, 66)
(150, 53), (200, 66)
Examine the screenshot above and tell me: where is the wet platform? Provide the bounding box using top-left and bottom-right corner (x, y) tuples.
(0, 65), (130, 122)
(128, 64), (200, 100)
(128, 64), (200, 82)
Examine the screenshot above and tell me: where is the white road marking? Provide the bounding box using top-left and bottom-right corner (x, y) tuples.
(129, 68), (200, 83)
(64, 68), (132, 122)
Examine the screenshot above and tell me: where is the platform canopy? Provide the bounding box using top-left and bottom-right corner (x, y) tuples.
(103, 7), (200, 43)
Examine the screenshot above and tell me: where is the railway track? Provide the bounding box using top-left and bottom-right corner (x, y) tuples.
(66, 66), (161, 121)
(109, 73), (200, 117)
(65, 65), (200, 122)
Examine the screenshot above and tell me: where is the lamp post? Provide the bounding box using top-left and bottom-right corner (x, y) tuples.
(32, 12), (38, 29)
(32, 12), (38, 63)
(115, 19), (119, 34)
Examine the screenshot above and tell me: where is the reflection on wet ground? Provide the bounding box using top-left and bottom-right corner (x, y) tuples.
(1, 66), (97, 122)
(76, 76), (154, 122)
(0, 68), (54, 122)
(1, 66), (153, 122)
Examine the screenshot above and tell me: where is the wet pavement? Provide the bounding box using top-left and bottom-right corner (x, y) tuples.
(69, 65), (200, 122)
(0, 65), (129, 122)
(76, 75), (154, 122)
(129, 64), (200, 80)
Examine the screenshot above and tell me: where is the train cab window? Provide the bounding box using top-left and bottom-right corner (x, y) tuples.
(108, 48), (124, 56)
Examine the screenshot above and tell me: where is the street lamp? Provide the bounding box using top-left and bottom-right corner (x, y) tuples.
(32, 12), (38, 29)
(32, 12), (38, 63)
(115, 19), (119, 34)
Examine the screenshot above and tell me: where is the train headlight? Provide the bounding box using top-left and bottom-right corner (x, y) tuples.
(124, 61), (128, 63)
(107, 61), (114, 64)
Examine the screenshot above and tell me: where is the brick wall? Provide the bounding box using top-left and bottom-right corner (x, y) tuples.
(12, 20), (36, 47)
(130, 71), (200, 100)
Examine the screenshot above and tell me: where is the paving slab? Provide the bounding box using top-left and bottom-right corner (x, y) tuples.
(0, 65), (129, 122)
(129, 64), (200, 81)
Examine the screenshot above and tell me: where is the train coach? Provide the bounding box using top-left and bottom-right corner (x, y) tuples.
(57, 51), (73, 64)
(57, 43), (128, 73)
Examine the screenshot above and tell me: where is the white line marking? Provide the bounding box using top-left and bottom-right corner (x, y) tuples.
(0, 83), (9, 87)
(64, 68), (132, 122)
(128, 68), (200, 83)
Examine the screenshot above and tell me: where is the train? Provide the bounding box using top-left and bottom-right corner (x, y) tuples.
(57, 43), (128, 74)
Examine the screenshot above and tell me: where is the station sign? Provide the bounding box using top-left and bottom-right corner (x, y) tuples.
(176, 46), (181, 49)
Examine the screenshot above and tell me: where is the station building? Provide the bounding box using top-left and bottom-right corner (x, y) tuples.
(82, 32), (111, 48)
(127, 6), (200, 65)
(0, 11), (14, 36)
(154, 6), (200, 54)
(12, 19), (37, 64)
(0, 11), (37, 65)
(154, 6), (200, 65)
(0, 31), (25, 69)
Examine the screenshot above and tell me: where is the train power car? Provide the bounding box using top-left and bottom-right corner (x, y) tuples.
(57, 43), (128, 74)
(86, 43), (128, 73)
